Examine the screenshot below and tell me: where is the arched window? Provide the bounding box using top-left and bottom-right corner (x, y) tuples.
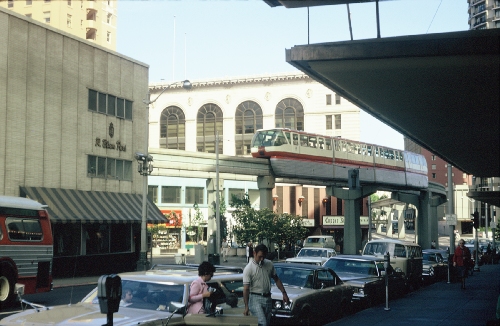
(197, 103), (223, 153)
(160, 106), (185, 150)
(275, 98), (304, 130)
(235, 101), (263, 155)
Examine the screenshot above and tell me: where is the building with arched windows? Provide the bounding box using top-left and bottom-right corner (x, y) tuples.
(146, 73), (369, 252)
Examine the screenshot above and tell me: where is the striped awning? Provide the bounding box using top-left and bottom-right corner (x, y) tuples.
(20, 187), (167, 224)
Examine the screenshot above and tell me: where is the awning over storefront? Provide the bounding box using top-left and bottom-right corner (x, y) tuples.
(20, 187), (167, 224)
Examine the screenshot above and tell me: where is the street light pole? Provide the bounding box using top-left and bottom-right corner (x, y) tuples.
(215, 131), (221, 255)
(136, 80), (191, 271)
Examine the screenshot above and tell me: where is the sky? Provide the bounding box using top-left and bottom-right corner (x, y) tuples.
(116, 0), (469, 150)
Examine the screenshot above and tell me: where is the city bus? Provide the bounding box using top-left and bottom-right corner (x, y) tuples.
(0, 196), (53, 307)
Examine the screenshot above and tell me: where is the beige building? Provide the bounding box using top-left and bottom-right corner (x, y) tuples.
(146, 73), (365, 250)
(0, 7), (162, 277)
(468, 0), (500, 29)
(0, 0), (117, 50)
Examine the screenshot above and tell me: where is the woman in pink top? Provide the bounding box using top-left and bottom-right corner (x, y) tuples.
(187, 261), (216, 314)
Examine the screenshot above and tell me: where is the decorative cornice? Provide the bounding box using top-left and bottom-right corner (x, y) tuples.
(149, 72), (311, 91)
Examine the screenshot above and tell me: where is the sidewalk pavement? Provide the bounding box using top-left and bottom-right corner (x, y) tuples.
(327, 263), (500, 326)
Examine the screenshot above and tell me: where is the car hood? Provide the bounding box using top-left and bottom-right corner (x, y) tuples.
(270, 285), (315, 299)
(1, 302), (186, 326)
(285, 257), (325, 264)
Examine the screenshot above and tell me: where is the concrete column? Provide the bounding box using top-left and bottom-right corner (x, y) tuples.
(329, 186), (377, 255)
(206, 178), (223, 239)
(257, 176), (275, 210)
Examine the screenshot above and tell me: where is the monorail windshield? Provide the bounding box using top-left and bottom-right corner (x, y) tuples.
(251, 129), (289, 147)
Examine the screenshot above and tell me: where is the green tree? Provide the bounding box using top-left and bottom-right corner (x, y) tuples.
(231, 194), (259, 245)
(230, 194), (307, 252)
(192, 203), (205, 243)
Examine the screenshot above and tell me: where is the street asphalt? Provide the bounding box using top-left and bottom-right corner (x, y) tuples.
(52, 232), (500, 325)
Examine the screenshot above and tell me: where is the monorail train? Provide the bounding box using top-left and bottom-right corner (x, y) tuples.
(250, 128), (428, 189)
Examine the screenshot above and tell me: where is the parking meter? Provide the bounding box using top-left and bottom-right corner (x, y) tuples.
(98, 274), (122, 326)
(384, 252), (391, 311)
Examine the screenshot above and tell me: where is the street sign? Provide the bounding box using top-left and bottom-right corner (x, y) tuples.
(445, 214), (457, 226)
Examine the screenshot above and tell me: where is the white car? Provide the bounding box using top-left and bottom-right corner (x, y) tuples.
(286, 247), (337, 265)
(2, 270), (257, 326)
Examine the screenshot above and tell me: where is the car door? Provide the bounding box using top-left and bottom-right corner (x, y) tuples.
(315, 269), (342, 311)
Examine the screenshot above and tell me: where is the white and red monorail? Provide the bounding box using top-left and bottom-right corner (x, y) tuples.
(250, 128), (428, 189)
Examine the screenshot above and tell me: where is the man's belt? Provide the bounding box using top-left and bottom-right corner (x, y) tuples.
(251, 292), (271, 297)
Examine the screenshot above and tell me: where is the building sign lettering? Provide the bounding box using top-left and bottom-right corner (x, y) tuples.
(323, 215), (369, 226)
(302, 218), (315, 227)
(94, 138), (127, 152)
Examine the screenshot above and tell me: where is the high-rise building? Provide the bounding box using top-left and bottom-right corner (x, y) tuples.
(468, 0), (500, 30)
(0, 0), (116, 51)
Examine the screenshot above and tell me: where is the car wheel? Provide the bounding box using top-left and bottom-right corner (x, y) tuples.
(298, 306), (312, 326)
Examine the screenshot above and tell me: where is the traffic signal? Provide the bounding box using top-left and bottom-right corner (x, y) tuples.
(471, 211), (479, 229)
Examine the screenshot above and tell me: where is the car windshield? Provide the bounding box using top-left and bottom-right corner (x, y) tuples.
(423, 253), (436, 262)
(85, 280), (185, 311)
(297, 249), (327, 258)
(363, 242), (388, 256)
(324, 259), (380, 276)
(274, 267), (315, 288)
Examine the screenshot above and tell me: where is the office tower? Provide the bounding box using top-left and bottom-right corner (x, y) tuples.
(0, 0), (117, 50)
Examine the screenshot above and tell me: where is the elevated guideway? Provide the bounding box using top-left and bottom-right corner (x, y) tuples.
(150, 148), (445, 254)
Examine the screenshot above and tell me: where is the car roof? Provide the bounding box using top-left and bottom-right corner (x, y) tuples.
(118, 270), (243, 284)
(365, 239), (419, 246)
(274, 262), (330, 270)
(423, 249), (446, 253)
(301, 247), (334, 250)
(327, 255), (384, 262)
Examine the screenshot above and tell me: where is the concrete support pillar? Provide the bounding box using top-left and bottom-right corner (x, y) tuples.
(418, 192), (431, 248)
(206, 178), (223, 239)
(328, 186), (377, 255)
(257, 176), (275, 210)
(392, 190), (445, 248)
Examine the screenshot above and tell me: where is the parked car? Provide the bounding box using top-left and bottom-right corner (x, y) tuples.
(323, 255), (406, 307)
(422, 250), (448, 283)
(2, 270), (257, 326)
(271, 263), (353, 325)
(362, 239), (423, 291)
(285, 247), (337, 265)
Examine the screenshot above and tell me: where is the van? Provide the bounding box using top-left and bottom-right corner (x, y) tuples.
(303, 236), (335, 249)
(362, 239), (422, 290)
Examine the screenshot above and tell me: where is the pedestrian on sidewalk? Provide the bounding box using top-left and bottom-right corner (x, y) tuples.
(453, 239), (471, 289)
(246, 241), (254, 263)
(243, 244), (289, 326)
(221, 238), (229, 262)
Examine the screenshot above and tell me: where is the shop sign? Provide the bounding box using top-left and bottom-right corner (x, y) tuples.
(302, 218), (315, 227)
(323, 215), (369, 226)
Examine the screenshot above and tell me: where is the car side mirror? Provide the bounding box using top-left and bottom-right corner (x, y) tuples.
(380, 270), (386, 277)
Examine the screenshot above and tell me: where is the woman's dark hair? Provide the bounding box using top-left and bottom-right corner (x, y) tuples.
(198, 261), (216, 276)
(254, 244), (268, 255)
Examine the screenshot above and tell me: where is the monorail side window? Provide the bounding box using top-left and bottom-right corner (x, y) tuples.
(325, 139), (332, 150)
(300, 135), (308, 147)
(309, 137), (317, 148)
(284, 132), (291, 144)
(318, 138), (324, 149)
(292, 133), (299, 146)
(367, 146), (372, 156)
(6, 217), (43, 241)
